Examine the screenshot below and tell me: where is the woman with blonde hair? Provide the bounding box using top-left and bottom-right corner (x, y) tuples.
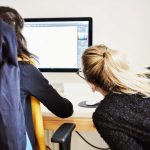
(80, 44), (150, 150)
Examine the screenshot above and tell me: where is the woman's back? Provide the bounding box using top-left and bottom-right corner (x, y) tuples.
(19, 61), (73, 148)
(93, 93), (150, 150)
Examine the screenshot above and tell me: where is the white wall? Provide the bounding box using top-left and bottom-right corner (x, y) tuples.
(1, 0), (150, 71)
(1, 0), (150, 149)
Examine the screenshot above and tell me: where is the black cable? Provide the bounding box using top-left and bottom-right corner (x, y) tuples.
(76, 131), (110, 150)
(46, 145), (51, 150)
(146, 66), (150, 70)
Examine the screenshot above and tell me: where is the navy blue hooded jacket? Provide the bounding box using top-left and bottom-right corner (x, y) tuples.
(0, 19), (26, 150)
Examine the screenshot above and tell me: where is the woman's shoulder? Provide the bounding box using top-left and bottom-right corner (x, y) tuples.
(100, 92), (149, 104)
(94, 93), (122, 114)
(18, 61), (50, 89)
(18, 61), (35, 67)
(98, 93), (127, 107)
(18, 61), (43, 79)
(99, 93), (149, 108)
(93, 93), (150, 120)
(18, 61), (39, 72)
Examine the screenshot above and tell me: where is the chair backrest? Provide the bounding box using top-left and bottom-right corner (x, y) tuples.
(31, 96), (46, 150)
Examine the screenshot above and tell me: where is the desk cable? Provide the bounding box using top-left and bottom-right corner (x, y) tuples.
(46, 145), (51, 150)
(76, 131), (110, 150)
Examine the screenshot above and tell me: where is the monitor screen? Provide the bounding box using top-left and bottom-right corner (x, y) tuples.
(23, 17), (92, 72)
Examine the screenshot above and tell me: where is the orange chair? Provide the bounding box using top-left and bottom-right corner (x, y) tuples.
(31, 97), (75, 150)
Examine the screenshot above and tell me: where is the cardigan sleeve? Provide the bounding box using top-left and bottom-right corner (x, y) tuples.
(20, 62), (73, 118)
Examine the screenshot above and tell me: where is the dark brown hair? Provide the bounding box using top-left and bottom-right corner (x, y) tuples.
(0, 6), (37, 62)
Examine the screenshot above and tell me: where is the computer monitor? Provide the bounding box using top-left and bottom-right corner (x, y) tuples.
(23, 17), (92, 72)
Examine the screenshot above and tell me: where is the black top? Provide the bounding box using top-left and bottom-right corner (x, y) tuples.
(93, 93), (150, 150)
(19, 62), (73, 148)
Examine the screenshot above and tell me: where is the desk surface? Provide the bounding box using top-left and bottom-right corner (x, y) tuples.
(42, 83), (103, 131)
(42, 97), (96, 131)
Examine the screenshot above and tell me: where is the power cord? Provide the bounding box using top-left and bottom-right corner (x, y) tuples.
(46, 145), (51, 150)
(76, 131), (110, 150)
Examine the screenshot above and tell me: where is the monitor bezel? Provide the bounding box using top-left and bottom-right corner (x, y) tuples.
(24, 17), (93, 72)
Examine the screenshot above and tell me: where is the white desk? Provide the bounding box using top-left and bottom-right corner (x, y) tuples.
(42, 83), (104, 131)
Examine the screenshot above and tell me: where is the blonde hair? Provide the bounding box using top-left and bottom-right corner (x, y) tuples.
(82, 44), (150, 97)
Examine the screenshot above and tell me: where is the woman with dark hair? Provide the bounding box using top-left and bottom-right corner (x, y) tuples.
(80, 44), (150, 150)
(0, 6), (37, 62)
(0, 6), (73, 150)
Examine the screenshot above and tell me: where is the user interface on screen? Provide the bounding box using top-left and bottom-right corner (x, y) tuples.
(23, 18), (92, 72)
